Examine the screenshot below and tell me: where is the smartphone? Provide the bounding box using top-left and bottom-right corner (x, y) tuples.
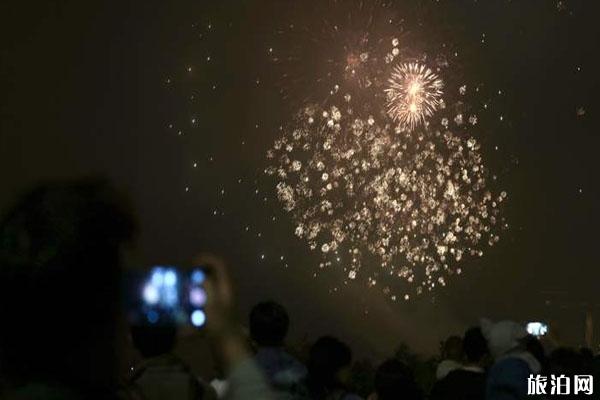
(125, 266), (208, 328)
(526, 321), (548, 337)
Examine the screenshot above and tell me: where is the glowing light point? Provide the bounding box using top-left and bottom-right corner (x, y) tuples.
(190, 310), (206, 327)
(189, 288), (207, 307)
(143, 284), (160, 305)
(191, 269), (205, 284)
(164, 270), (177, 286)
(151, 269), (165, 286)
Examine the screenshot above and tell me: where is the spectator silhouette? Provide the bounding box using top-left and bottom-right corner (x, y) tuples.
(548, 347), (587, 376)
(523, 334), (548, 375)
(250, 301), (307, 397)
(304, 336), (362, 400)
(482, 320), (541, 400)
(0, 179), (273, 400)
(430, 327), (489, 400)
(0, 179), (136, 399)
(128, 325), (217, 400)
(435, 335), (463, 380)
(369, 359), (422, 400)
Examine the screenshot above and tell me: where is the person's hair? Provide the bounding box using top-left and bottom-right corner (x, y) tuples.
(374, 359), (422, 400)
(130, 325), (177, 358)
(441, 335), (463, 360)
(462, 327), (489, 363)
(549, 347), (585, 375)
(0, 178), (136, 389)
(249, 300), (289, 347)
(307, 336), (352, 399)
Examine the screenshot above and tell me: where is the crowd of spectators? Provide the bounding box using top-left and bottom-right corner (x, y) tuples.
(0, 180), (597, 400)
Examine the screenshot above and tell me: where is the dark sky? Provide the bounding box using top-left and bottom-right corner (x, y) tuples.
(1, 0), (599, 357)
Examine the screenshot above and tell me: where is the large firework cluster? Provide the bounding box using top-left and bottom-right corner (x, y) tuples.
(265, 5), (506, 299)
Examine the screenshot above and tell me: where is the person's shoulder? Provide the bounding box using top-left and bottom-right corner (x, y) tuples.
(436, 359), (462, 379)
(445, 368), (487, 391)
(282, 350), (306, 369)
(490, 356), (530, 373)
(487, 356), (532, 390)
(340, 393), (363, 400)
(198, 379), (219, 400)
(256, 347), (296, 363)
(447, 368), (484, 379)
(270, 348), (307, 374)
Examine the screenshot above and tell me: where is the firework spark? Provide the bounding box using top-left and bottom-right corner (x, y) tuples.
(270, 0), (407, 104)
(262, 2), (505, 299)
(385, 62), (444, 131)
(266, 91), (506, 299)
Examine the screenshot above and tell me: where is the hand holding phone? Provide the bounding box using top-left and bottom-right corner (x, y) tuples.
(127, 265), (209, 329)
(191, 254), (250, 368)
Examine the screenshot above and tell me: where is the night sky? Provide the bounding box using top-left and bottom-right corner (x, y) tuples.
(1, 0), (599, 356)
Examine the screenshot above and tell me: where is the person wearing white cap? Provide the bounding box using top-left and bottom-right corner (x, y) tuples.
(481, 319), (541, 400)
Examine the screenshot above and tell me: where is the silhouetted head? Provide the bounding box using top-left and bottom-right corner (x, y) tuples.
(549, 347), (586, 375)
(480, 319), (528, 359)
(130, 325), (177, 358)
(307, 336), (352, 398)
(441, 335), (463, 361)
(463, 327), (489, 364)
(374, 359), (422, 400)
(249, 300), (289, 347)
(0, 178), (136, 392)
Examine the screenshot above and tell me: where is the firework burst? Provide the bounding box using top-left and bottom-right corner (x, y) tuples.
(261, 2), (506, 299)
(265, 90), (506, 299)
(269, 0), (407, 104)
(385, 62), (444, 131)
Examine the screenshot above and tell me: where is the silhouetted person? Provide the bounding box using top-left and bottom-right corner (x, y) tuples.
(249, 301), (306, 396)
(524, 334), (548, 374)
(0, 179), (136, 399)
(0, 180), (274, 400)
(368, 359), (422, 400)
(128, 325), (217, 400)
(435, 335), (463, 380)
(547, 347), (593, 399)
(483, 320), (541, 400)
(548, 347), (587, 376)
(430, 327), (489, 400)
(304, 336), (361, 400)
